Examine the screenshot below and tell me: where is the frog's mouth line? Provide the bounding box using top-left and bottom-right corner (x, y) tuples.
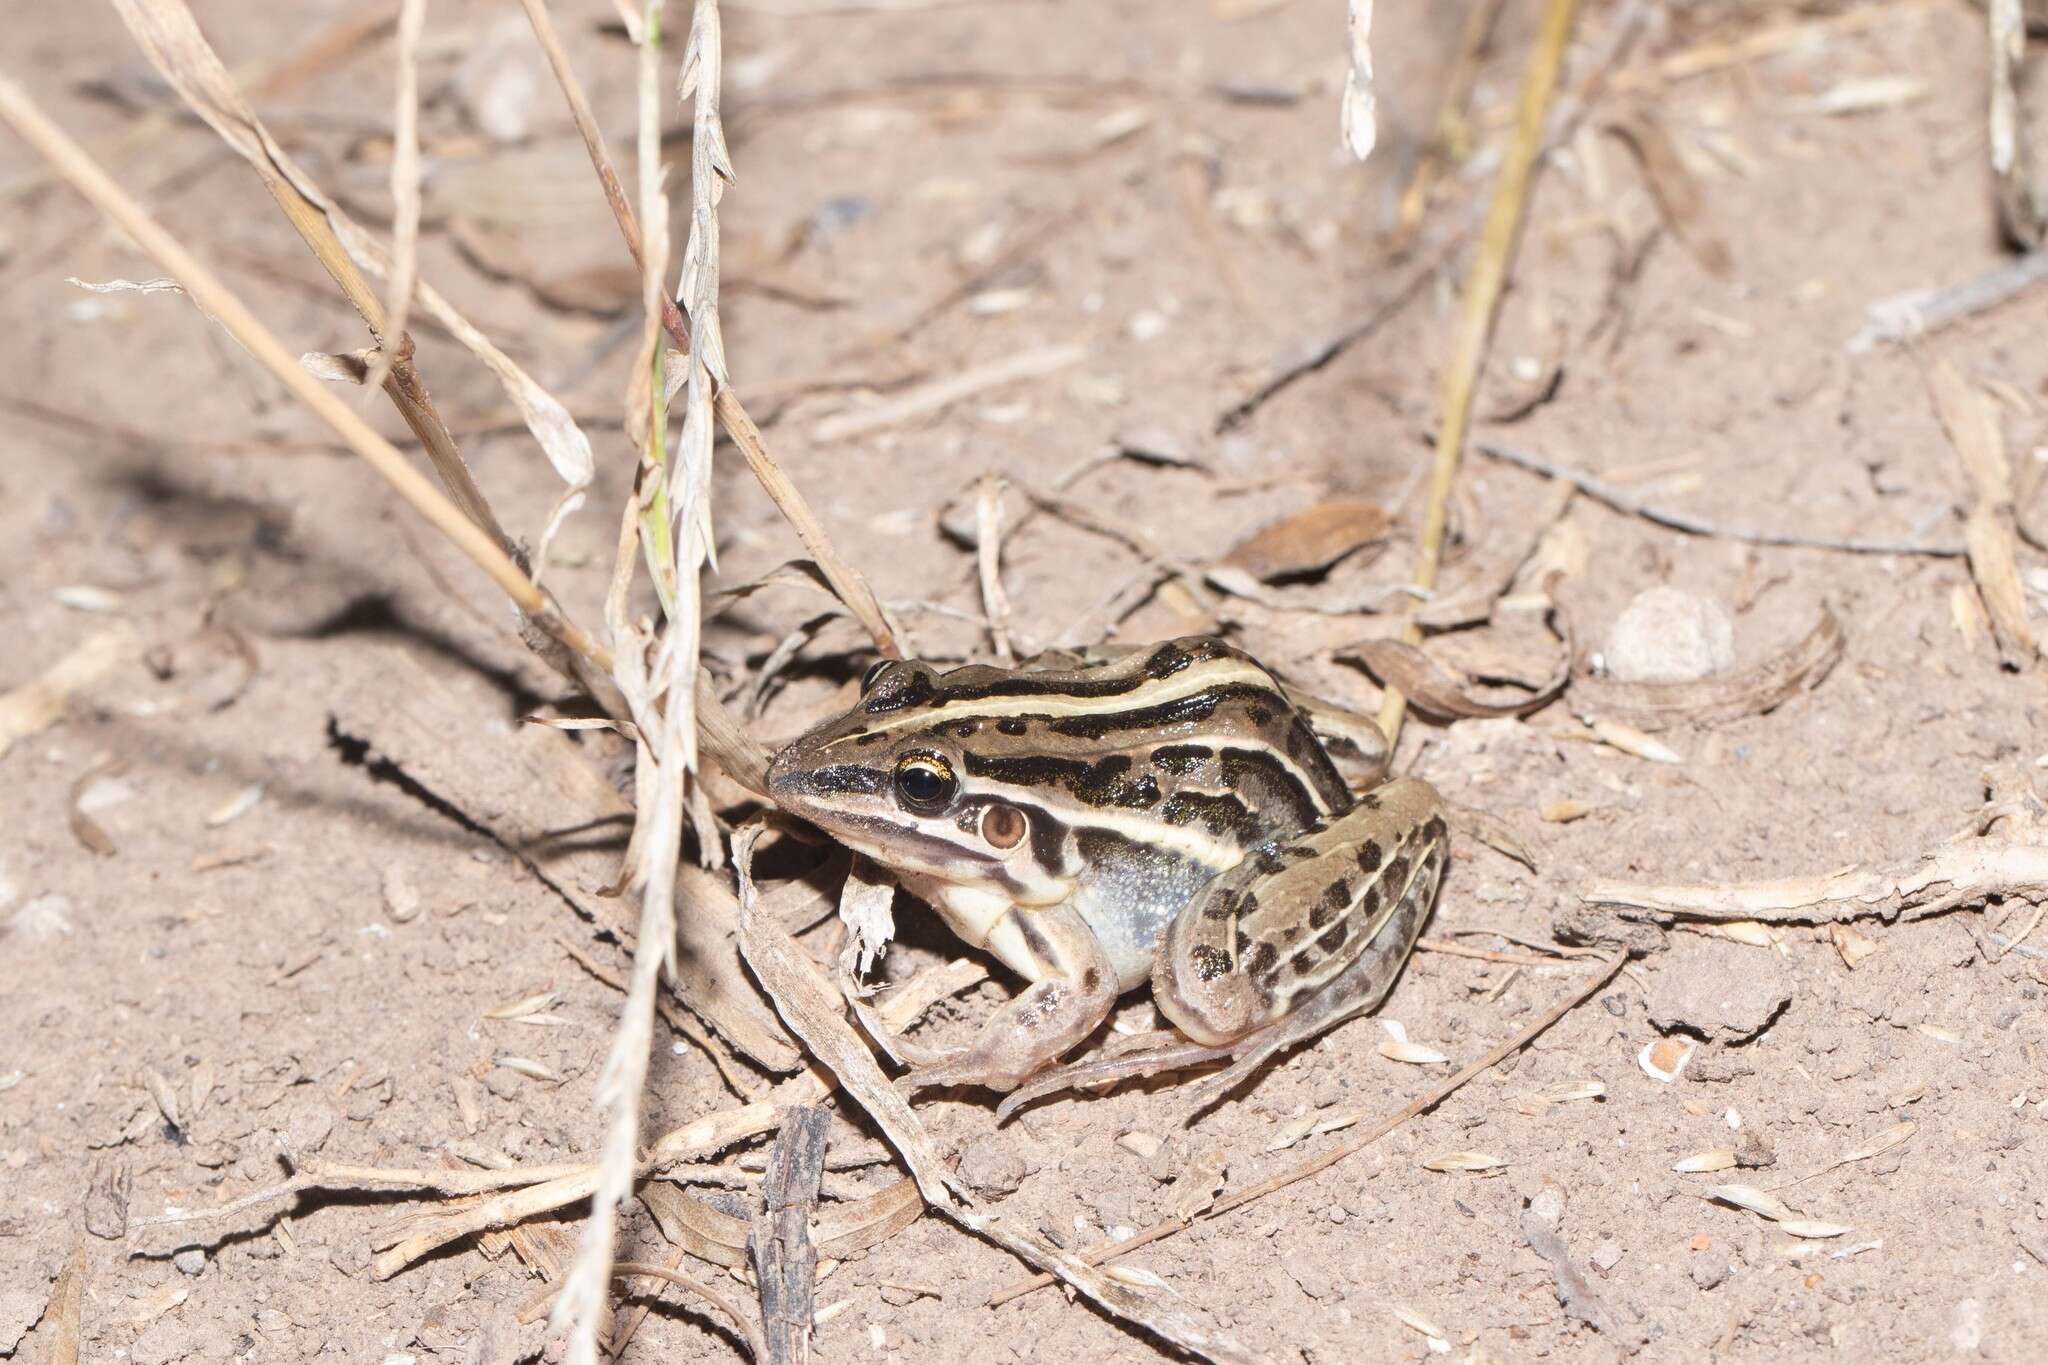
(798, 807), (1003, 876)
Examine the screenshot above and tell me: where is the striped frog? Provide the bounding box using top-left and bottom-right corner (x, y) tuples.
(766, 636), (1448, 1115)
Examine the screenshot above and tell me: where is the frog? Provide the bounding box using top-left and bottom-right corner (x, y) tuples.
(765, 635), (1449, 1117)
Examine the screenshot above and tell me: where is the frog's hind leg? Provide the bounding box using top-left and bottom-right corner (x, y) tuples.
(1171, 823), (1446, 1125)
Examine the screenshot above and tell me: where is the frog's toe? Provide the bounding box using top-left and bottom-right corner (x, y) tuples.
(995, 1041), (1235, 1123)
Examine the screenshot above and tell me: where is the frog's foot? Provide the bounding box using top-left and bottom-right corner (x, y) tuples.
(895, 968), (1119, 1097)
(994, 1040), (1233, 1123)
(872, 1028), (961, 1071)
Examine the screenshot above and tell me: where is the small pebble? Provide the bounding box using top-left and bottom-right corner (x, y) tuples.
(1528, 1186), (1566, 1226)
(957, 1133), (1030, 1198)
(381, 866), (421, 924)
(1116, 1131), (1163, 1161)
(1591, 1241), (1624, 1272)
(1735, 1128), (1777, 1169)
(173, 1248), (206, 1276)
(1690, 1253), (1729, 1291)
(1602, 586), (1735, 683)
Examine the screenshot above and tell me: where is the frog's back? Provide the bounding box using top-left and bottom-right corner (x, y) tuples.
(891, 638), (1355, 986)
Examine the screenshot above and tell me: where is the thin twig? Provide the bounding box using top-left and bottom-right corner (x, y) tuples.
(1848, 250), (2048, 353)
(1378, 0), (1583, 748)
(1474, 441), (1966, 557)
(987, 951), (1626, 1308)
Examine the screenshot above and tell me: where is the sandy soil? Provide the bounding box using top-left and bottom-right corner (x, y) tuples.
(4, 0), (2047, 1361)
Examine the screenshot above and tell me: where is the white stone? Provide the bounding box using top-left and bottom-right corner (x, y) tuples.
(1602, 586), (1736, 683)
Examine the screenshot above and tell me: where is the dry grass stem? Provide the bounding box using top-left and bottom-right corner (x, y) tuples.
(1586, 772), (2048, 924)
(751, 1106), (828, 1364)
(1377, 0), (1582, 746)
(516, 0), (897, 657)
(1615, 0), (1942, 90)
(0, 77), (611, 680)
(1389, 0), (1507, 253)
(365, 0), (426, 395)
(988, 951), (1626, 1308)
(810, 343), (1085, 442)
(1931, 360), (2039, 666)
(1990, 0), (2045, 246)
(109, 0), (597, 555)
(1340, 0), (1377, 159)
(554, 4), (695, 1358)
(975, 475), (1017, 662)
(48, 1244), (85, 1365)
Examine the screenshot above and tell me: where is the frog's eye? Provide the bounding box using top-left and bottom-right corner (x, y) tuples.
(893, 754), (956, 809)
(860, 660), (892, 693)
(979, 803), (1028, 850)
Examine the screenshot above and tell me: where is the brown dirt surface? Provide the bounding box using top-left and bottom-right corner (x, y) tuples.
(4, 1), (2048, 1361)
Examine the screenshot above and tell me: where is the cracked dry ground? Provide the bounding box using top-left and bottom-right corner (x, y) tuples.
(3, 0), (2048, 1362)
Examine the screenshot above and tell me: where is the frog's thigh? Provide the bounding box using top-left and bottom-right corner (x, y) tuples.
(1153, 777), (1447, 1048)
(908, 903), (1119, 1093)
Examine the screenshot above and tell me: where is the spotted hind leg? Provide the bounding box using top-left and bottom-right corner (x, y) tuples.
(999, 779), (1448, 1122)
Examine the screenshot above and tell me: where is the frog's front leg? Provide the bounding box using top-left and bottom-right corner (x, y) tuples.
(899, 903), (1118, 1094)
(1154, 776), (1448, 1054)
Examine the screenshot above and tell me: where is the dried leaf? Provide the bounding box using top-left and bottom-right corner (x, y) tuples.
(1218, 500), (1390, 583)
(1172, 1147), (1229, 1220)
(1348, 637), (1565, 720)
(837, 856), (897, 980)
(68, 764), (120, 857)
(1265, 1112), (1318, 1152)
(1445, 800), (1539, 871)
(1574, 608), (1845, 731)
(495, 1056), (559, 1082)
(1797, 75), (1924, 115)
